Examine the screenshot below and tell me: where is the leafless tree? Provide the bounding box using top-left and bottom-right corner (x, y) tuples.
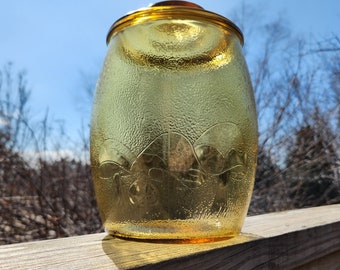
(0, 63), (101, 245)
(230, 4), (340, 213)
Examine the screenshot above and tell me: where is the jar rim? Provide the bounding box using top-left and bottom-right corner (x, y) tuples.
(106, 2), (244, 46)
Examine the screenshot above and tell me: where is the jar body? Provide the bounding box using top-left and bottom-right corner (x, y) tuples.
(90, 18), (258, 242)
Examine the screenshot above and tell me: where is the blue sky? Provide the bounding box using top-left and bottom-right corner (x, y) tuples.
(0, 0), (339, 141)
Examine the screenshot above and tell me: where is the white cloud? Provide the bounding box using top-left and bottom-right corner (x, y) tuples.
(0, 116), (9, 127)
(21, 149), (88, 167)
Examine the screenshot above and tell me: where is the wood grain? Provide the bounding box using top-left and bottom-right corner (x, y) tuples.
(0, 204), (339, 270)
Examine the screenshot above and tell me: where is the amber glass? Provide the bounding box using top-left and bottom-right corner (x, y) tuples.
(91, 1), (258, 243)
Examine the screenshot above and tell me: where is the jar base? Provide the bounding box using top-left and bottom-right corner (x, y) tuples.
(104, 219), (240, 244)
(108, 233), (235, 244)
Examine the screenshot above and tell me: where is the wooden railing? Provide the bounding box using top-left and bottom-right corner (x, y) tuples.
(1, 204), (339, 269)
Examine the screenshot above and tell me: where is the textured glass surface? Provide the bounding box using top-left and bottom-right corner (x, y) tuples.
(91, 17), (257, 242)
